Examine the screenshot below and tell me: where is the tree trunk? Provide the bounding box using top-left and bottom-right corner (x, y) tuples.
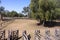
(39, 19), (44, 25)
(1, 14), (3, 21)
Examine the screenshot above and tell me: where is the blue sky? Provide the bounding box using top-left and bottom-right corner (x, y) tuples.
(1, 0), (30, 13)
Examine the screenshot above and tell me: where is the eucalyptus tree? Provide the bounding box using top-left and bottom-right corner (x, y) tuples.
(22, 6), (30, 18)
(55, 0), (60, 8)
(30, 0), (56, 25)
(0, 6), (5, 20)
(0, 0), (5, 20)
(30, 0), (39, 19)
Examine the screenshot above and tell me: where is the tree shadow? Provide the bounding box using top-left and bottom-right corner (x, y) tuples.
(18, 36), (22, 40)
(37, 20), (44, 26)
(37, 20), (60, 27)
(44, 21), (60, 27)
(54, 22), (60, 26)
(37, 23), (42, 26)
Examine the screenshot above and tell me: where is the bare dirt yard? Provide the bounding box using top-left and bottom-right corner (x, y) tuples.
(1, 19), (60, 40)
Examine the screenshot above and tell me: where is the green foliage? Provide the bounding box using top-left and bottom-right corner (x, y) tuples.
(0, 6), (5, 20)
(18, 13), (24, 17)
(22, 6), (31, 18)
(0, 6), (5, 12)
(1, 10), (25, 17)
(56, 0), (60, 8)
(9, 11), (18, 17)
(30, 0), (39, 19)
(55, 8), (60, 19)
(22, 7), (29, 13)
(30, 0), (57, 21)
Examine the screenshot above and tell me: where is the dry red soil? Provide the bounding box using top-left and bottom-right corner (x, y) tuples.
(1, 19), (60, 40)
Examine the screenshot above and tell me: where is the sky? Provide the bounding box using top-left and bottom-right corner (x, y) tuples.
(1, 0), (30, 13)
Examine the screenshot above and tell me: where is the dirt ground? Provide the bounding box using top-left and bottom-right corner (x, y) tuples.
(1, 19), (60, 40)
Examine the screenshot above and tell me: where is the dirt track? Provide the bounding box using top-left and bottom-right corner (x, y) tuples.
(2, 19), (60, 40)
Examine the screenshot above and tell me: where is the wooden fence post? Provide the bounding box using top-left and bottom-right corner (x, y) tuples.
(55, 29), (60, 40)
(34, 30), (41, 40)
(8, 30), (19, 40)
(0, 30), (5, 40)
(45, 30), (51, 40)
(22, 30), (28, 40)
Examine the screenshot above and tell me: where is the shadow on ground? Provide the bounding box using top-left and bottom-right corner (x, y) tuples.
(44, 21), (60, 27)
(37, 21), (60, 27)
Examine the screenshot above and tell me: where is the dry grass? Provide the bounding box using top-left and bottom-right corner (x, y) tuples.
(1, 19), (60, 40)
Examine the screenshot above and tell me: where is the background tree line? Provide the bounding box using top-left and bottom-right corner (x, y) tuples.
(0, 6), (27, 17)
